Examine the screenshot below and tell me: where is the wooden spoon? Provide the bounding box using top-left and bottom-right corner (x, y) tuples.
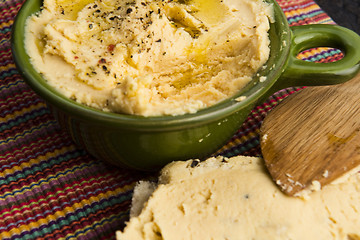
(260, 73), (360, 196)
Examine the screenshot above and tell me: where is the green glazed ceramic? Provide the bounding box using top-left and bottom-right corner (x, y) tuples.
(11, 0), (360, 170)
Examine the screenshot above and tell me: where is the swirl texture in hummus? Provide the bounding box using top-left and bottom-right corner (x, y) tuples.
(25, 0), (273, 116)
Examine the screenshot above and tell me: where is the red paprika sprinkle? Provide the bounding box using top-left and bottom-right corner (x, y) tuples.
(108, 44), (115, 52)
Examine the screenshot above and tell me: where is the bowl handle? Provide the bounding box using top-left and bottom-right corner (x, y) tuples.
(272, 24), (360, 91)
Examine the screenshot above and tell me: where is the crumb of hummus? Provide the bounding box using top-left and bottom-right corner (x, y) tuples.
(25, 0), (273, 116)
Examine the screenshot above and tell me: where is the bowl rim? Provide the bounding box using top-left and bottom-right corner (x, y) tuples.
(11, 0), (291, 130)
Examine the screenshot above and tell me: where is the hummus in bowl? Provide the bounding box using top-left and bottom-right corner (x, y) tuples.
(25, 0), (273, 116)
(12, 0), (360, 170)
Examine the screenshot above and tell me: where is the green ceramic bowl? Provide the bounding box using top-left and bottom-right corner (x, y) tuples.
(12, 0), (360, 171)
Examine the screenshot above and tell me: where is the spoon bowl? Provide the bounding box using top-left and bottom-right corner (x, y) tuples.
(261, 73), (360, 196)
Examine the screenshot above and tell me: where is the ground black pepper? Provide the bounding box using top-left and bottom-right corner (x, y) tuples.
(190, 160), (200, 168)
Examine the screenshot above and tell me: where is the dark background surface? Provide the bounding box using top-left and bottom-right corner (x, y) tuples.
(315, 0), (360, 34)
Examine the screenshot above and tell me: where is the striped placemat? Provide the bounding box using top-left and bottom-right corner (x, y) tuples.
(0, 0), (343, 239)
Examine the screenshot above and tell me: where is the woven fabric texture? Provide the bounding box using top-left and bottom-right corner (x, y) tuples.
(0, 0), (344, 239)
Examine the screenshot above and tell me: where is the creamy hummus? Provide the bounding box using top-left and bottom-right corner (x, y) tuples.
(117, 156), (360, 239)
(25, 0), (273, 116)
